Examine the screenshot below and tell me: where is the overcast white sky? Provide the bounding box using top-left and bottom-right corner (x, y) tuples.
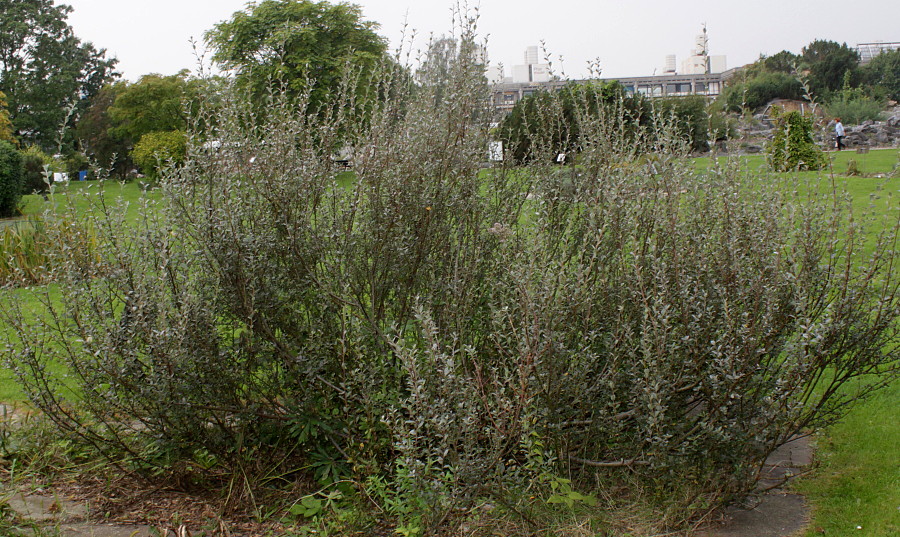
(63, 0), (898, 81)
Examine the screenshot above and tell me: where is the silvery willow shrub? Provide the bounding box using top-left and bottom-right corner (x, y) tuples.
(3, 24), (900, 529)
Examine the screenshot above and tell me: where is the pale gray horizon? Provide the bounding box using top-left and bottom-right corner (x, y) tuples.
(62, 0), (899, 81)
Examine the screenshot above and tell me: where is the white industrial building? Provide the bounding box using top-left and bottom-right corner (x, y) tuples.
(665, 25), (727, 75)
(510, 45), (551, 83)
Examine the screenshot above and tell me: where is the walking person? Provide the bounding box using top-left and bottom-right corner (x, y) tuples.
(834, 117), (845, 150)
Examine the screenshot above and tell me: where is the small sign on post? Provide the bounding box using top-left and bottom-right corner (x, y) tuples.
(488, 141), (503, 162)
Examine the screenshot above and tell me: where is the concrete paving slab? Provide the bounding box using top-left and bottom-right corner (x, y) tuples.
(696, 493), (808, 537)
(58, 524), (153, 537)
(6, 493), (89, 522)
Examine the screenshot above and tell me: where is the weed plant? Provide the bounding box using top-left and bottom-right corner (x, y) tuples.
(2, 21), (900, 534)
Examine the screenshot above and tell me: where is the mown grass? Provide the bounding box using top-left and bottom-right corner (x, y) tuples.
(18, 179), (158, 222)
(795, 381), (900, 536)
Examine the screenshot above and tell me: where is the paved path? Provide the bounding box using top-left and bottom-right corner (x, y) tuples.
(697, 436), (813, 537)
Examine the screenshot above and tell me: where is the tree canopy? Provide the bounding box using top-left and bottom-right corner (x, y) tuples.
(75, 71), (200, 177)
(720, 39), (879, 113)
(801, 40), (860, 97)
(205, 0), (388, 113)
(862, 49), (900, 102)
(107, 72), (193, 142)
(0, 0), (118, 151)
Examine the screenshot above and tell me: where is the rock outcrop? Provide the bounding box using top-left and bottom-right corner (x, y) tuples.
(840, 115), (900, 149)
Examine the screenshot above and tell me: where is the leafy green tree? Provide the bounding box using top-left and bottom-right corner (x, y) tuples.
(801, 40), (860, 98)
(74, 81), (130, 175)
(107, 72), (192, 143)
(862, 49), (900, 101)
(0, 0), (118, 151)
(205, 0), (388, 114)
(0, 140), (23, 217)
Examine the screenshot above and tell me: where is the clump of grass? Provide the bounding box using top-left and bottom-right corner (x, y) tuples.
(0, 215), (101, 288)
(0, 219), (51, 286)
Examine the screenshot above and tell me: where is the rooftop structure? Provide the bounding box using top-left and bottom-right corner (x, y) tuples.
(672, 24), (727, 75)
(856, 41), (900, 64)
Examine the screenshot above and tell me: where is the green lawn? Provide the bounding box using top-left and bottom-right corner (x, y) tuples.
(694, 147), (899, 178)
(1, 180), (155, 401)
(795, 381), (900, 536)
(19, 179), (158, 222)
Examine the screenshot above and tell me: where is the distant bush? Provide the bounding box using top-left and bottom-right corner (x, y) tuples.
(21, 146), (51, 193)
(499, 84), (731, 162)
(723, 71), (804, 112)
(654, 95), (734, 152)
(0, 140), (23, 217)
(131, 130), (186, 178)
(767, 108), (827, 171)
(826, 96), (884, 125)
(498, 80), (644, 163)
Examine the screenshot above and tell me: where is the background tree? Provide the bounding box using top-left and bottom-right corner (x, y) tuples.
(107, 72), (192, 143)
(131, 130), (186, 179)
(800, 40), (860, 98)
(205, 0), (388, 114)
(74, 82), (130, 176)
(0, 0), (118, 152)
(762, 50), (800, 74)
(722, 71), (804, 112)
(861, 49), (900, 102)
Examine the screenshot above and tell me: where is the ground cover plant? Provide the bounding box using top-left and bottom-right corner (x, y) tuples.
(1, 26), (900, 536)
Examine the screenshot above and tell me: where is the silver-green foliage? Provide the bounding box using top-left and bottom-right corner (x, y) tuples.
(3, 24), (900, 528)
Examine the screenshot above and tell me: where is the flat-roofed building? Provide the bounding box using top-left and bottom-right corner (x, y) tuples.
(490, 69), (738, 115)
